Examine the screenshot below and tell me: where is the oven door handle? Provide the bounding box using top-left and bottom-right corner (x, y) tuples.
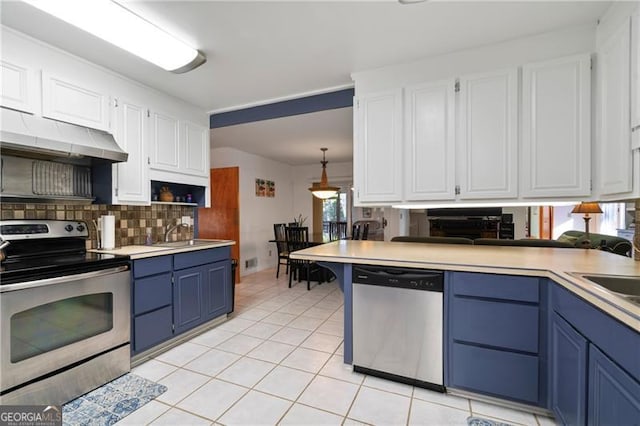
(0, 265), (130, 293)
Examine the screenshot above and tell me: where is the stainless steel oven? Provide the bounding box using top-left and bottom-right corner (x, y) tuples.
(0, 220), (131, 406)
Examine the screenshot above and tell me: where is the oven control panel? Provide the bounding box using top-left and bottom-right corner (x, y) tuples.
(0, 220), (90, 240)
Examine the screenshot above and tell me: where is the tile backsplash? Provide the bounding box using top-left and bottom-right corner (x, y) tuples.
(1, 203), (195, 249)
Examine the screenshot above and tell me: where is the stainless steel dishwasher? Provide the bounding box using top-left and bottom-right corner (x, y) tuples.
(352, 265), (445, 392)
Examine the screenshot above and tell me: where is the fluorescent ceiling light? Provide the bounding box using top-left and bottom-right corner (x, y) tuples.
(23, 0), (206, 73)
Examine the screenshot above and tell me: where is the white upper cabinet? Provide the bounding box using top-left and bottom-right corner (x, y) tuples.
(597, 16), (632, 196)
(632, 11), (640, 149)
(112, 97), (149, 204)
(181, 121), (209, 176)
(521, 54), (591, 198)
(41, 71), (110, 131)
(150, 109), (180, 172)
(458, 69), (518, 199)
(404, 79), (456, 201)
(354, 89), (403, 204)
(0, 59), (38, 114)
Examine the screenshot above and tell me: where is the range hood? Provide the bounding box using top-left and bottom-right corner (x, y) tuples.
(0, 108), (128, 163)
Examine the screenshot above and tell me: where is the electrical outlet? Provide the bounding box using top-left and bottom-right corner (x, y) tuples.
(181, 216), (191, 226)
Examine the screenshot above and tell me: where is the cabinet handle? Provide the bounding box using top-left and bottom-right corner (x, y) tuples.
(632, 125), (640, 132)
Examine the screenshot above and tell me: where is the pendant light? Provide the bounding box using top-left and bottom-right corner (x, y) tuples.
(309, 148), (340, 199)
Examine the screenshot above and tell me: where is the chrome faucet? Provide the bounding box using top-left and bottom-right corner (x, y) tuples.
(164, 222), (189, 242)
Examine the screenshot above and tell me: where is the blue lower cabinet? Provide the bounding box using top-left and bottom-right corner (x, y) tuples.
(174, 265), (205, 334)
(203, 260), (232, 321)
(550, 313), (588, 426)
(133, 306), (173, 353)
(131, 248), (233, 355)
(588, 345), (640, 425)
(447, 272), (545, 407)
(450, 342), (540, 404)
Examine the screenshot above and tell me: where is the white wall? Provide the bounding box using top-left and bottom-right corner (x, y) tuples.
(210, 147), (297, 276)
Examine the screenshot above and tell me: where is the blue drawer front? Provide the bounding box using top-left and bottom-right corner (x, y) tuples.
(174, 247), (231, 270)
(133, 256), (172, 278)
(552, 283), (640, 382)
(133, 272), (172, 315)
(133, 306), (173, 353)
(451, 272), (539, 303)
(451, 297), (539, 353)
(450, 342), (540, 405)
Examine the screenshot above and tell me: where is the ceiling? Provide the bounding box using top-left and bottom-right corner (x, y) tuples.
(1, 0), (610, 165)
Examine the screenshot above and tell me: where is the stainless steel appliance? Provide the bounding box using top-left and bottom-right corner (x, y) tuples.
(352, 265), (445, 392)
(0, 220), (131, 405)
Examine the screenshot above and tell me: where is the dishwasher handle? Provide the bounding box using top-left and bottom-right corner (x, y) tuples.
(353, 265), (443, 291)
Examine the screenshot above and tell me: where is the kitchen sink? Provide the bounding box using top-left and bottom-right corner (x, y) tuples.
(577, 274), (640, 306)
(154, 239), (225, 248)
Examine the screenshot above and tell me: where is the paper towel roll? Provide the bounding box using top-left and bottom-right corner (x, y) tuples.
(101, 215), (115, 250)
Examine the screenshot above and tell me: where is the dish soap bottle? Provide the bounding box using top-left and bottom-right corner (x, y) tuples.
(145, 228), (153, 246)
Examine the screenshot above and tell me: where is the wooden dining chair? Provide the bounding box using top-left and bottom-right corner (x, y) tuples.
(361, 223), (369, 240)
(352, 224), (361, 240)
(273, 223), (289, 278)
(286, 226), (322, 290)
(337, 221), (348, 239)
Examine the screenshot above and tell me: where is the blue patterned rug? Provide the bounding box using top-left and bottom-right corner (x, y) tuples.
(63, 373), (166, 426)
(467, 416), (513, 426)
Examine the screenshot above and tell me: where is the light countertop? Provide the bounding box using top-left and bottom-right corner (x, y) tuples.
(90, 239), (235, 259)
(291, 240), (640, 331)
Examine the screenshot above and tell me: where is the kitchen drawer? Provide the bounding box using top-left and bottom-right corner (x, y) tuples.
(552, 283), (640, 381)
(133, 306), (173, 353)
(174, 247), (230, 270)
(133, 255), (172, 278)
(451, 272), (540, 303)
(450, 297), (539, 353)
(450, 342), (540, 405)
(133, 272), (172, 315)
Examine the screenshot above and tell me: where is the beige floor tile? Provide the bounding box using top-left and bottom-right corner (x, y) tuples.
(149, 407), (212, 425)
(298, 375), (359, 416)
(182, 348), (240, 377)
(217, 390), (291, 425)
(175, 379), (246, 421)
(413, 387), (470, 411)
(348, 386), (411, 425)
(254, 365), (315, 401)
(269, 326), (312, 346)
(216, 357), (276, 387)
(131, 359), (177, 383)
(279, 403), (344, 425)
(189, 328), (236, 348)
(116, 400), (170, 425)
(409, 399), (470, 425)
(362, 374), (414, 397)
(156, 369), (210, 405)
(240, 321), (282, 339)
(318, 355), (364, 384)
(215, 333), (264, 355)
(300, 331), (343, 353)
(261, 311), (297, 326)
(246, 340), (296, 364)
(154, 342), (209, 367)
(281, 347), (332, 373)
